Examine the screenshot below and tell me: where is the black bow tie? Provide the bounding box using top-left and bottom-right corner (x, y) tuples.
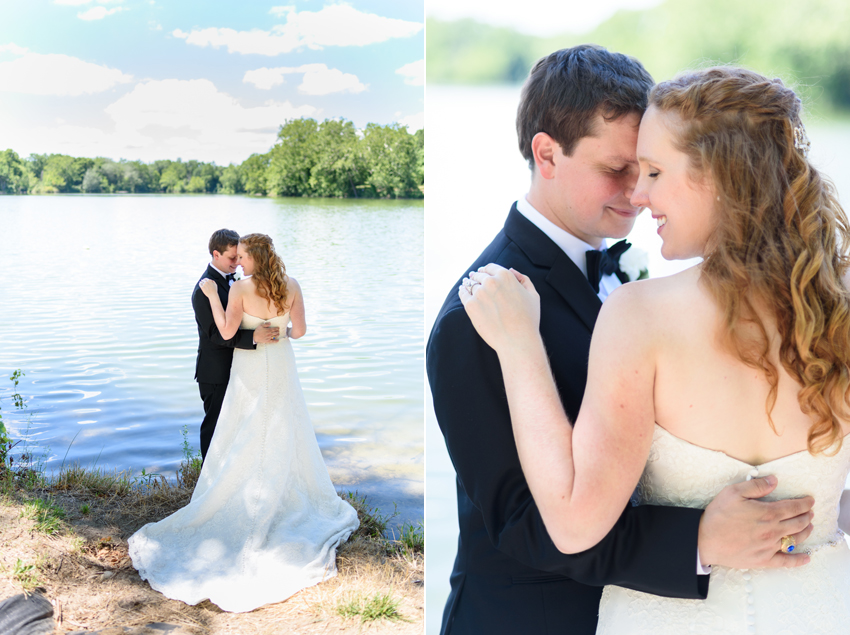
(225, 273), (235, 283)
(585, 239), (632, 293)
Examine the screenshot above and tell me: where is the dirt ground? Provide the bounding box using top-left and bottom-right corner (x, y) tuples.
(0, 484), (423, 634)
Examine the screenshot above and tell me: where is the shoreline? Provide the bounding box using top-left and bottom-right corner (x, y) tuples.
(0, 459), (423, 634)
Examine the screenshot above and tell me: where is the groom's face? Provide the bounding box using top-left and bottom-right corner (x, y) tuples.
(213, 245), (239, 273)
(548, 112), (643, 247)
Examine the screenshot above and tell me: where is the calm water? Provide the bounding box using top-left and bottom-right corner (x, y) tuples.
(0, 195), (423, 528)
(425, 84), (850, 631)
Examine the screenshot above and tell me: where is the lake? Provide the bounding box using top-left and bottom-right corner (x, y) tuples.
(425, 84), (850, 632)
(0, 195), (424, 529)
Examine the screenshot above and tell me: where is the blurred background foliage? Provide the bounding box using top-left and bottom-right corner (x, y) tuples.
(427, 0), (850, 116)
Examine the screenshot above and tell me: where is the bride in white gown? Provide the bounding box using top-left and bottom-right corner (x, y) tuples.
(129, 233), (359, 613)
(461, 67), (850, 633)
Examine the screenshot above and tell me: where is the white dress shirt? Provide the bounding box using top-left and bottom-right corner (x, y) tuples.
(515, 196), (710, 576)
(515, 196), (621, 301)
(209, 262), (234, 284)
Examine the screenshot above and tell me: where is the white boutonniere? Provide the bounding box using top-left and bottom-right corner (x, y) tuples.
(619, 247), (649, 281)
(233, 267), (244, 281)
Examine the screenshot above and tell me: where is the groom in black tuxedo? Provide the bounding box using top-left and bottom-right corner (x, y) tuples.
(192, 228), (279, 459)
(427, 45), (815, 635)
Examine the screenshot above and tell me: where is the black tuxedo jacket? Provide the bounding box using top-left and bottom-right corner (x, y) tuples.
(427, 205), (708, 635)
(192, 265), (256, 385)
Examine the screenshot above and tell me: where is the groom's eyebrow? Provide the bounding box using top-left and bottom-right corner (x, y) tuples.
(603, 155), (637, 165)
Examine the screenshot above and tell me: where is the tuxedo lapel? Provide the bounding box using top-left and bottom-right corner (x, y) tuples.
(503, 204), (602, 332)
(205, 265), (231, 305)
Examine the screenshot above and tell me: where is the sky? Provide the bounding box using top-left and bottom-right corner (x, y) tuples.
(0, 0), (423, 165)
(426, 0), (662, 37)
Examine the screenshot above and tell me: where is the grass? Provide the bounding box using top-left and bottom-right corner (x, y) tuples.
(396, 521), (424, 555)
(0, 381), (423, 632)
(344, 491), (397, 540)
(10, 557), (41, 592)
(336, 592), (407, 623)
(20, 497), (66, 534)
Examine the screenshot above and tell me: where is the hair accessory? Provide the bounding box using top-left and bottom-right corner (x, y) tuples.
(793, 123), (811, 158)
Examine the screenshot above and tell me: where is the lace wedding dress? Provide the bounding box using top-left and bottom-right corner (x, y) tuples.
(128, 313), (359, 613)
(597, 424), (850, 635)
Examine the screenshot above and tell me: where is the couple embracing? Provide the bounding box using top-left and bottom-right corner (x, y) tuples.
(128, 229), (358, 613)
(428, 45), (850, 633)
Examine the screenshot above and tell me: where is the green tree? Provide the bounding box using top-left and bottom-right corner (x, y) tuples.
(241, 153), (269, 195)
(362, 124), (421, 198)
(159, 161), (188, 193)
(309, 119), (366, 197)
(219, 164), (243, 194)
(81, 167), (104, 193)
(0, 149), (29, 194)
(267, 118), (319, 196)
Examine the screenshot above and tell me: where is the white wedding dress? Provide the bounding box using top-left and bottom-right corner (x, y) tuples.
(597, 424), (850, 635)
(128, 313), (359, 613)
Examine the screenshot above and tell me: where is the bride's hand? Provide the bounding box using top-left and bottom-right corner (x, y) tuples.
(458, 263), (541, 355)
(199, 279), (219, 300)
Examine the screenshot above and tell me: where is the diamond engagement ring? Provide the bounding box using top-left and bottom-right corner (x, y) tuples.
(462, 277), (481, 294)
(780, 535), (797, 553)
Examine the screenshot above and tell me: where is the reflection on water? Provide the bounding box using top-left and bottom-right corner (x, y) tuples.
(425, 85), (850, 632)
(0, 195), (423, 527)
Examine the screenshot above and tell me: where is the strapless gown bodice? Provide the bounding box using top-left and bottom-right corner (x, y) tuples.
(597, 424), (850, 634)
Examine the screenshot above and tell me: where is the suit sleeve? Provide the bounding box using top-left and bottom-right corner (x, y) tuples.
(427, 305), (708, 599)
(192, 286), (256, 351)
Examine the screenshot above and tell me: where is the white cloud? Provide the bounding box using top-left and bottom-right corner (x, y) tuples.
(0, 78), (320, 164)
(398, 111), (423, 132)
(269, 5), (294, 17)
(299, 63), (366, 95)
(0, 43), (28, 55)
(396, 60), (424, 86)
(174, 4), (423, 56)
(244, 63), (366, 95)
(78, 6), (124, 20)
(243, 67), (288, 90)
(0, 52), (132, 96)
(100, 78), (319, 162)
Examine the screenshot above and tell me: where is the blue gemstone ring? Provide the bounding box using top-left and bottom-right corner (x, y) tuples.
(781, 535), (797, 553)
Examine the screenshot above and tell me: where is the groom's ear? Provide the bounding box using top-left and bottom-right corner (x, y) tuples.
(531, 132), (558, 180)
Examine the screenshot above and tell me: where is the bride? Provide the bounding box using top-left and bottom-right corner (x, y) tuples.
(129, 233), (359, 613)
(461, 67), (850, 633)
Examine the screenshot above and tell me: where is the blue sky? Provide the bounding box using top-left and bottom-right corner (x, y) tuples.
(0, 0), (423, 164)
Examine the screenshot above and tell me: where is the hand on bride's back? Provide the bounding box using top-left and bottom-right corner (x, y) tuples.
(199, 279), (218, 299)
(459, 263), (540, 355)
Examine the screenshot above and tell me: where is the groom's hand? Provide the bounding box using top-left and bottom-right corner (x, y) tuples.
(254, 323), (281, 344)
(698, 475), (815, 569)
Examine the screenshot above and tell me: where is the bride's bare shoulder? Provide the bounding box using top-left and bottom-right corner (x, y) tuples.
(607, 265), (701, 309)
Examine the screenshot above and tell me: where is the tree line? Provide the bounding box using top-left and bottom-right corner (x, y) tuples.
(427, 0), (850, 114)
(0, 118), (424, 198)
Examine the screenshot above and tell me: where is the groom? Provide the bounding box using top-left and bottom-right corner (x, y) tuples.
(192, 228), (279, 460)
(427, 45), (815, 634)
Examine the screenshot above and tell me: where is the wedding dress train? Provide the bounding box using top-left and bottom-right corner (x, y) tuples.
(129, 313), (359, 613)
(596, 424), (850, 634)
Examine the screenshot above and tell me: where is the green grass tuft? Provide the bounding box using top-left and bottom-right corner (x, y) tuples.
(336, 592), (406, 623)
(21, 497), (66, 534)
(10, 558), (40, 592)
(397, 520), (424, 554)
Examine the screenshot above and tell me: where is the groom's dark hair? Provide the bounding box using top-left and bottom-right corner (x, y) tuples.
(517, 44), (654, 169)
(209, 228), (240, 256)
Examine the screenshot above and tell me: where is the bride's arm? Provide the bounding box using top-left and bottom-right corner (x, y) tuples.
(199, 279), (244, 340)
(286, 277), (306, 339)
(462, 265), (657, 554)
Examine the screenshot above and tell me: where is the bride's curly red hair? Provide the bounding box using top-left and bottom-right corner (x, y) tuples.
(651, 67), (850, 454)
(239, 233), (289, 315)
